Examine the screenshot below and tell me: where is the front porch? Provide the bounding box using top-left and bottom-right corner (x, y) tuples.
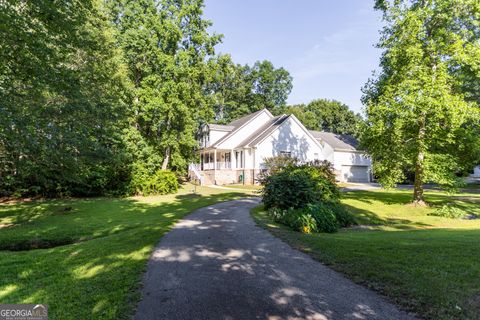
(199, 149), (239, 171)
(190, 149), (256, 185)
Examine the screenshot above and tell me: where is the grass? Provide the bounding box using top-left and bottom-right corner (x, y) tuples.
(252, 189), (480, 320)
(0, 184), (253, 319)
(336, 182), (359, 188)
(222, 184), (262, 191)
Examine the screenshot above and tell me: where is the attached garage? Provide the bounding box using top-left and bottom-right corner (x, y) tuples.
(310, 132), (372, 183)
(342, 165), (370, 182)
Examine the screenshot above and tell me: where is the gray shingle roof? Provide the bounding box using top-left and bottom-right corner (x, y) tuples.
(238, 115), (289, 147)
(208, 124), (234, 132)
(227, 109), (266, 128)
(309, 130), (360, 151)
(209, 109), (272, 148)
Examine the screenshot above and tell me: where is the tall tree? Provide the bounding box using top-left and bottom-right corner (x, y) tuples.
(107, 0), (221, 178)
(0, 0), (128, 196)
(208, 57), (292, 123)
(207, 54), (251, 122)
(362, 0), (480, 203)
(248, 60), (293, 113)
(278, 99), (363, 136)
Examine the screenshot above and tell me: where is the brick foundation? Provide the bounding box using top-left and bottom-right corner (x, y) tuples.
(190, 169), (262, 185)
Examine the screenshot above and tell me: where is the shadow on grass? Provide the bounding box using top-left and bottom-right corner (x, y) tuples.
(0, 191), (252, 319)
(342, 190), (480, 219)
(342, 203), (433, 230)
(252, 207), (480, 320)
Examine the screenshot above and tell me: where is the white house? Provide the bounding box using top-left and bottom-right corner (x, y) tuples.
(190, 108), (372, 185)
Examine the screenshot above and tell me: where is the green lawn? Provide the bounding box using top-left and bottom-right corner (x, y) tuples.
(222, 184), (262, 191)
(0, 185), (252, 319)
(252, 189), (480, 320)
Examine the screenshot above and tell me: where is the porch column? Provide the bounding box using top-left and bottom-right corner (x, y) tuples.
(213, 149), (217, 183)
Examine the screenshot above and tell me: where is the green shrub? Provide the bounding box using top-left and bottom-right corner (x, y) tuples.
(131, 169), (178, 196)
(267, 207), (317, 234)
(303, 203), (338, 233)
(296, 213), (318, 234)
(267, 203), (354, 234)
(313, 209), (338, 233)
(428, 204), (466, 219)
(326, 203), (356, 227)
(261, 161), (339, 210)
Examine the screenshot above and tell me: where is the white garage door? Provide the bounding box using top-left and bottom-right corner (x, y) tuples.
(342, 165), (369, 182)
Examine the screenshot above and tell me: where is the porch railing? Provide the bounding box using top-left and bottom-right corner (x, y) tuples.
(188, 163), (204, 185)
(216, 162), (231, 170)
(198, 162), (232, 170)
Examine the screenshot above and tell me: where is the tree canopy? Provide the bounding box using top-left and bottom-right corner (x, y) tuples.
(208, 55), (293, 123)
(106, 0), (221, 190)
(0, 0), (129, 196)
(276, 99), (363, 136)
(6, 0), (459, 199)
(0, 0), (295, 197)
(362, 0), (480, 203)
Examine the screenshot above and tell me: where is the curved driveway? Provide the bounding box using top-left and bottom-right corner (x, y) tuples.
(135, 198), (416, 320)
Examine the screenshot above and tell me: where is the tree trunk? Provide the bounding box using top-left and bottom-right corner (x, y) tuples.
(413, 115), (426, 205)
(161, 147), (170, 170)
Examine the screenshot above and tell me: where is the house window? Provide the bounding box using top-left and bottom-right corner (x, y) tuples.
(280, 151), (291, 157)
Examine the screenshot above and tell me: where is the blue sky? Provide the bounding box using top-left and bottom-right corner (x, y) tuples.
(203, 0), (384, 113)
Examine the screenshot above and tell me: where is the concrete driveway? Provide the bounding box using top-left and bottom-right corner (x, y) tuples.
(135, 198), (416, 320)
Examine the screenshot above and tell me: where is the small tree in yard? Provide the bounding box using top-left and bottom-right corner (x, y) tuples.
(362, 0), (480, 205)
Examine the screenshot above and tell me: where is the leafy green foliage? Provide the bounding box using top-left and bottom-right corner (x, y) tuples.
(0, 0), (295, 198)
(129, 170), (178, 196)
(267, 202), (354, 234)
(305, 202), (355, 233)
(428, 204), (467, 219)
(0, 0), (129, 197)
(276, 99), (363, 137)
(107, 0), (222, 176)
(262, 159), (353, 233)
(296, 213), (318, 234)
(208, 56), (293, 123)
(261, 160), (339, 210)
(362, 0), (480, 201)
(304, 204), (339, 233)
(268, 207), (317, 234)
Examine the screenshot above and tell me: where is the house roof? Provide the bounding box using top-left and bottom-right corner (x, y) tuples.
(210, 108), (273, 148)
(227, 109), (267, 128)
(208, 124), (234, 132)
(238, 114), (290, 147)
(309, 130), (360, 151)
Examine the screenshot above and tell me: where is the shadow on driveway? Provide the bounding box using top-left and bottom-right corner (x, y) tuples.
(135, 198), (416, 320)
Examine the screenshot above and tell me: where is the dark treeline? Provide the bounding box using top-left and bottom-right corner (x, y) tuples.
(0, 0), (361, 197)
